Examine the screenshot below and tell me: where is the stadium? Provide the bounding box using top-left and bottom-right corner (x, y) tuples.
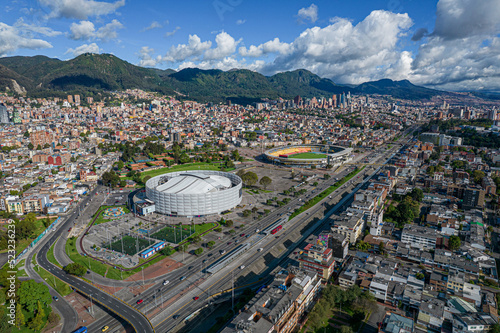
(264, 144), (352, 168)
(142, 170), (242, 217)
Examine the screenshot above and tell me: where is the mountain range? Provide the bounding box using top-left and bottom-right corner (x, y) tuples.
(0, 53), (472, 103)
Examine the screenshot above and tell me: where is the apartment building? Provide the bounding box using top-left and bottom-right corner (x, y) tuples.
(298, 243), (335, 281)
(221, 269), (321, 333)
(401, 225), (438, 249)
(330, 211), (365, 244)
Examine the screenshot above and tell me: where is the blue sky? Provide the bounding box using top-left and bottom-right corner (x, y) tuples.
(1, 0), (500, 92)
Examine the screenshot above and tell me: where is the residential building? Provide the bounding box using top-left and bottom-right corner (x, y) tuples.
(401, 225), (438, 249)
(330, 211), (365, 244)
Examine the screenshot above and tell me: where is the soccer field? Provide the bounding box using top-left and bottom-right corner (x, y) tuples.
(151, 223), (215, 244)
(104, 236), (151, 256)
(290, 152), (327, 159)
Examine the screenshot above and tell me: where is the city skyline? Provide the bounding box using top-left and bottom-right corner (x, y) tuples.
(1, 0), (500, 93)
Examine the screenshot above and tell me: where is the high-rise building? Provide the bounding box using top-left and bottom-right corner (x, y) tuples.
(74, 95), (80, 104)
(293, 95), (301, 106)
(0, 104), (10, 124)
(67, 95), (74, 104)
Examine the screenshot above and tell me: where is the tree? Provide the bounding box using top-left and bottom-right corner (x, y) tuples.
(27, 142), (34, 150)
(225, 220), (233, 227)
(407, 188), (424, 202)
(117, 161), (124, 170)
(194, 248), (203, 255)
(259, 176), (272, 189)
(15, 303), (25, 329)
(207, 241), (215, 248)
(242, 171), (258, 187)
(63, 263), (86, 276)
(43, 143), (50, 149)
(24, 131), (30, 138)
(36, 144), (42, 150)
(160, 246), (175, 256)
(473, 170), (485, 184)
(449, 235), (461, 250)
(231, 150), (240, 161)
(18, 280), (51, 313)
(28, 301), (45, 331)
(119, 180), (126, 187)
(378, 241), (385, 254)
(324, 174), (331, 180)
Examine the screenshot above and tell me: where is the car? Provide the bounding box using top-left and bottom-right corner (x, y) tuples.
(235, 240), (239, 243)
(180, 276), (186, 280)
(255, 229), (260, 233)
(275, 236), (280, 238)
(173, 315), (180, 319)
(293, 252), (297, 254)
(246, 235), (250, 238)
(207, 253), (213, 257)
(163, 280), (169, 286)
(68, 228), (72, 232)
(194, 296), (199, 300)
(258, 248), (263, 252)
(101, 326), (109, 332)
(136, 299), (143, 304)
(227, 242), (232, 245)
(202, 259), (207, 263)
(239, 265), (245, 269)
(53, 296), (59, 301)
(240, 233), (245, 237)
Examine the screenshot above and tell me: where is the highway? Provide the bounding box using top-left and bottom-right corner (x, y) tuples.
(34, 185), (155, 333)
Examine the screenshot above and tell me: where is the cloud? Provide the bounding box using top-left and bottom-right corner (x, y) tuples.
(69, 19), (123, 41)
(163, 34), (212, 62)
(65, 42), (100, 56)
(236, 19), (246, 25)
(142, 21), (162, 32)
(411, 28), (428, 41)
(204, 32), (241, 60)
(431, 0), (500, 40)
(0, 22), (53, 56)
(261, 10), (413, 84)
(137, 46), (161, 67)
(165, 26), (180, 37)
(14, 18), (62, 37)
(409, 0), (500, 91)
(239, 38), (291, 57)
(39, 0), (125, 20)
(96, 19), (123, 41)
(69, 20), (95, 40)
(297, 4), (318, 23)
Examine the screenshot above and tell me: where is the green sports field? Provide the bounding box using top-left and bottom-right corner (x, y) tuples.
(290, 152), (327, 159)
(103, 236), (151, 256)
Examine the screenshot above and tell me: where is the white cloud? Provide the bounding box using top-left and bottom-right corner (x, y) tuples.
(142, 21), (162, 32)
(69, 20), (95, 40)
(165, 26), (180, 38)
(0, 22), (53, 56)
(14, 18), (62, 37)
(409, 0), (500, 91)
(204, 32), (241, 60)
(39, 0), (125, 20)
(297, 4), (318, 23)
(236, 19), (246, 25)
(65, 42), (100, 56)
(163, 34), (212, 62)
(137, 46), (161, 67)
(96, 19), (123, 41)
(262, 10), (413, 84)
(69, 19), (123, 41)
(239, 38), (291, 57)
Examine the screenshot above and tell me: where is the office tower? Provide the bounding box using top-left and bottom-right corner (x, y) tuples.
(67, 95), (74, 104)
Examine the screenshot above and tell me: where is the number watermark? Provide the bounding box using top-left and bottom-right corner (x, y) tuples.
(6, 219), (17, 326)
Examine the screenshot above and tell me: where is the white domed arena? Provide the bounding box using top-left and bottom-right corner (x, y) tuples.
(145, 170), (242, 217)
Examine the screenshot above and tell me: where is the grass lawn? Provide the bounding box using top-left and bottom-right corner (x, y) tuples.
(290, 152), (327, 159)
(37, 266), (73, 296)
(16, 217), (57, 256)
(151, 222), (216, 244)
(103, 235), (151, 256)
(47, 238), (61, 267)
(138, 163), (234, 181)
(93, 205), (130, 226)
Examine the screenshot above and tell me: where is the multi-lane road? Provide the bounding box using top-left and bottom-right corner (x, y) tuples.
(32, 185), (155, 333)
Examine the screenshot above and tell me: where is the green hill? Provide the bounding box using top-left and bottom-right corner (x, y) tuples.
(0, 53), (458, 102)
